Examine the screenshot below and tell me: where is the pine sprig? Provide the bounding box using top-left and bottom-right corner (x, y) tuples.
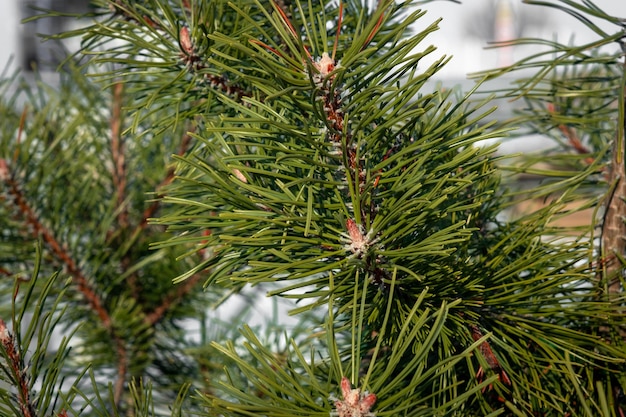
(0, 57), (221, 411)
(3, 0), (626, 415)
(0, 247), (78, 417)
(150, 1), (626, 413)
(203, 286), (493, 417)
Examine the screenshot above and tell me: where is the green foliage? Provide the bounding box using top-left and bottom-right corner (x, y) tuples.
(0, 45), (225, 416)
(0, 246), (76, 417)
(204, 290), (495, 417)
(1, 0), (625, 416)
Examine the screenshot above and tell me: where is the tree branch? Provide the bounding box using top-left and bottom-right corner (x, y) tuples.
(546, 102), (596, 167)
(601, 39), (626, 300)
(0, 319), (36, 417)
(145, 273), (202, 326)
(0, 158), (129, 407)
(1, 167), (110, 327)
(137, 128), (194, 231)
(110, 81), (128, 228)
(109, 1), (251, 99)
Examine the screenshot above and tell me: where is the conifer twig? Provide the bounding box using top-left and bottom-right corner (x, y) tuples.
(145, 273), (202, 326)
(1, 165), (110, 326)
(0, 318), (36, 417)
(546, 102), (596, 166)
(0, 158), (129, 406)
(137, 128), (193, 230)
(178, 26), (250, 98)
(600, 40), (626, 301)
(110, 81), (128, 228)
(110, 2), (250, 99)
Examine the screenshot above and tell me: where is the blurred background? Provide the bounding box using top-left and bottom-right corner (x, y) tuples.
(1, 0), (622, 77)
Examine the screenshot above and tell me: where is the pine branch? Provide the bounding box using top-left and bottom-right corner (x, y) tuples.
(137, 127), (194, 232)
(546, 102), (597, 167)
(1, 162), (108, 326)
(145, 273), (202, 326)
(0, 253), (99, 417)
(601, 36), (626, 302)
(108, 0), (166, 30)
(3, 1), (625, 415)
(111, 81), (128, 229)
(0, 319), (36, 417)
(0, 158), (130, 408)
(177, 26), (251, 99)
(107, 0), (251, 100)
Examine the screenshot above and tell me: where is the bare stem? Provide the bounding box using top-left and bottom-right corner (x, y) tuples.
(110, 81), (128, 228)
(137, 128), (193, 231)
(601, 39), (626, 300)
(145, 273), (202, 326)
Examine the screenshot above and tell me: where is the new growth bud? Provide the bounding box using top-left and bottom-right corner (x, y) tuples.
(331, 377), (377, 417)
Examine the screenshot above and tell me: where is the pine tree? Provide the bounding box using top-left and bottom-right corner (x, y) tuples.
(0, 0), (625, 416)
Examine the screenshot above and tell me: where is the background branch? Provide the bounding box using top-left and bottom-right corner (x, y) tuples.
(0, 159), (129, 408)
(110, 81), (128, 229)
(0, 319), (35, 417)
(145, 273), (202, 326)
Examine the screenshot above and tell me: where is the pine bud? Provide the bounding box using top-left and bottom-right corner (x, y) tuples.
(0, 318), (9, 344)
(179, 26), (194, 56)
(0, 158), (9, 181)
(232, 168), (247, 183)
(314, 52), (336, 77)
(331, 376), (377, 417)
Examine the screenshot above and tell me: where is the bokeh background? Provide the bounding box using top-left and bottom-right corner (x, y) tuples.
(1, 0), (621, 77)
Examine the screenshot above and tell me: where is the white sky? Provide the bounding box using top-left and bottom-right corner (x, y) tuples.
(1, 1), (623, 78)
(415, 0), (625, 78)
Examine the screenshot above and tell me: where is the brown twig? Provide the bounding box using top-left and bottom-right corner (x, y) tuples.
(137, 128), (194, 231)
(145, 273), (203, 326)
(113, 349), (128, 407)
(546, 103), (596, 167)
(110, 81), (128, 228)
(2, 170), (110, 327)
(0, 318), (36, 417)
(108, 80), (140, 301)
(601, 46), (626, 300)
(558, 124), (596, 166)
(0, 159), (129, 406)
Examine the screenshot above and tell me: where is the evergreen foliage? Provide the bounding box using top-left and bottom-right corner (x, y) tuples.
(0, 0), (624, 416)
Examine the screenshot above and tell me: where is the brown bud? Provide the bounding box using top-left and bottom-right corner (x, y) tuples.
(0, 318), (9, 344)
(232, 168), (247, 183)
(0, 158), (9, 181)
(179, 26), (193, 55)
